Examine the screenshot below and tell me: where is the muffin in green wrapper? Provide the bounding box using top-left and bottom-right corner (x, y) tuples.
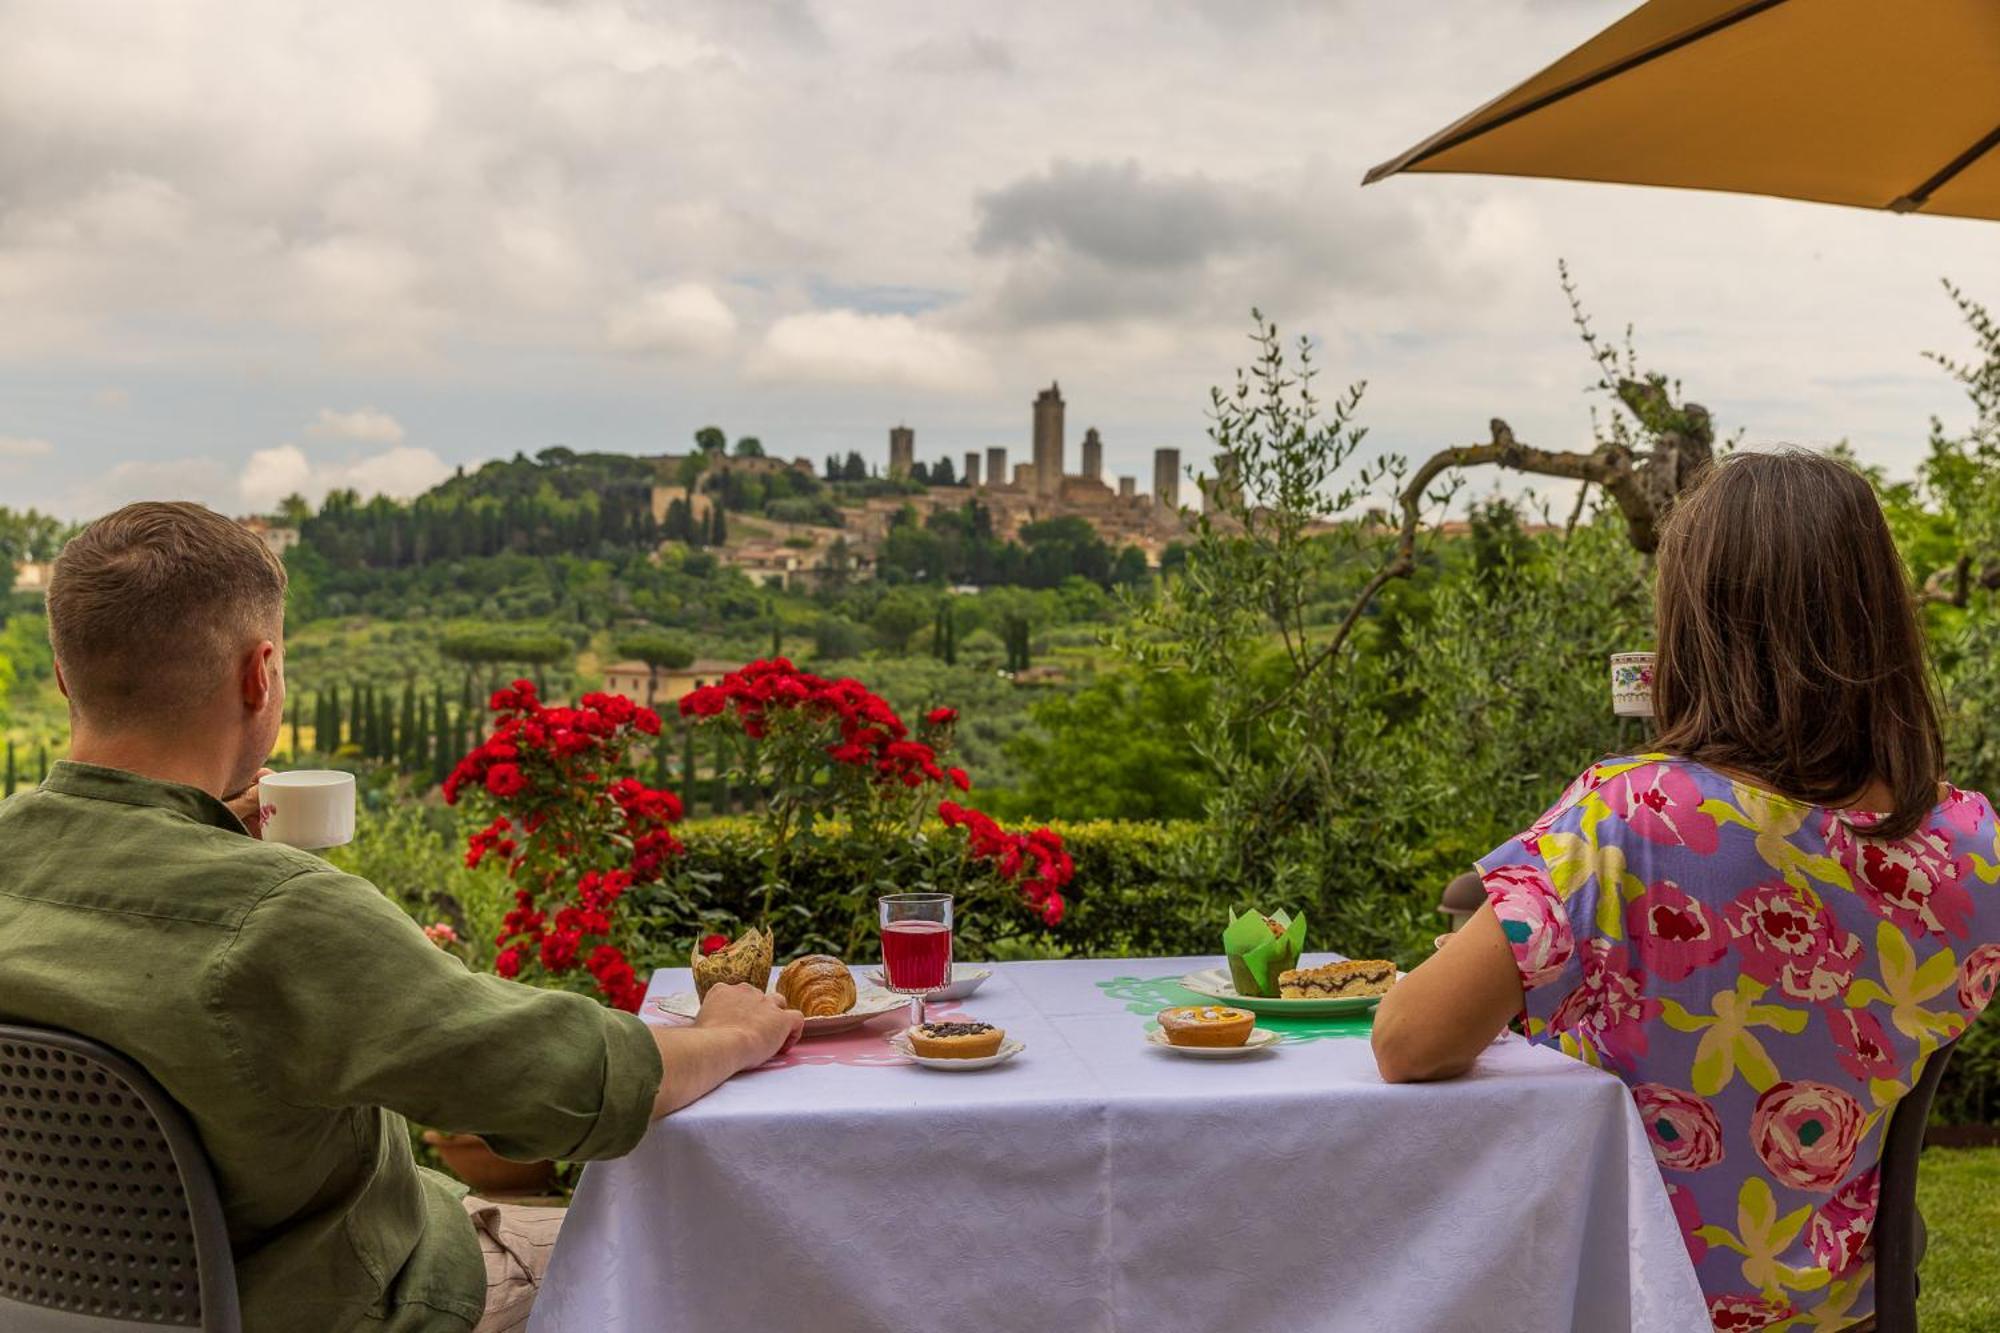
(1223, 907), (1306, 998)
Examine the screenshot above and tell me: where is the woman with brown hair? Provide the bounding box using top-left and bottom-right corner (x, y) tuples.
(1372, 449), (2000, 1331)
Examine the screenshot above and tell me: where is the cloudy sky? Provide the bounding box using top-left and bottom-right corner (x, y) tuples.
(1, 0), (1995, 520)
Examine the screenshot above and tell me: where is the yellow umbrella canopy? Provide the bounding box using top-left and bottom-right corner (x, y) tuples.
(1365, 0), (2000, 220)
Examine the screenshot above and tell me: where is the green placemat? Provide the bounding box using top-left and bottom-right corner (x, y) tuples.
(1096, 974), (1373, 1043)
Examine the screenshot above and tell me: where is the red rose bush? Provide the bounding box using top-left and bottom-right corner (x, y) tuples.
(680, 658), (1072, 939)
(445, 680), (678, 1011)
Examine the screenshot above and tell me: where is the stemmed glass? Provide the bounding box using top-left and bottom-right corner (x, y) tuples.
(878, 892), (953, 1024)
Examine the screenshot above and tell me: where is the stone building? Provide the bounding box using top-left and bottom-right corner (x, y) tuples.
(1080, 427), (1103, 482)
(1154, 449), (1181, 510)
(986, 447), (1007, 491)
(1032, 383), (1064, 497)
(888, 425), (915, 480)
(963, 451), (981, 487)
(1118, 476), (1137, 498)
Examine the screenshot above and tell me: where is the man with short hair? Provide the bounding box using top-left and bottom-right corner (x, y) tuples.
(0, 501), (801, 1331)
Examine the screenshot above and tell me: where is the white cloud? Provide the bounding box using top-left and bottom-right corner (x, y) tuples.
(240, 441), (450, 512)
(0, 436), (54, 460)
(71, 457), (234, 517)
(751, 310), (989, 392)
(304, 407), (407, 444)
(604, 283), (739, 357)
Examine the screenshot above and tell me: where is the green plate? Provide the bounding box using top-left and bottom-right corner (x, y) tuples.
(1178, 966), (1389, 1017)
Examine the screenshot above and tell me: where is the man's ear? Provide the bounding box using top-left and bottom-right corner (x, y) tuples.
(54, 659), (71, 701)
(242, 640), (279, 713)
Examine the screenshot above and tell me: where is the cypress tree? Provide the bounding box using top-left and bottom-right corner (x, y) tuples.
(289, 695), (301, 762)
(943, 606), (957, 666)
(652, 738), (669, 792)
(399, 683), (418, 768)
(713, 729), (730, 815)
(681, 721), (698, 815)
(412, 695), (429, 772)
(324, 686), (341, 751)
(435, 686), (452, 781)
(711, 506), (727, 544)
(4, 741), (15, 797)
(36, 744), (48, 782)
(350, 685), (367, 754)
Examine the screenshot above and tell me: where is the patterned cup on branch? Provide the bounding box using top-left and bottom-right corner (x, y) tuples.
(1610, 652), (1655, 719)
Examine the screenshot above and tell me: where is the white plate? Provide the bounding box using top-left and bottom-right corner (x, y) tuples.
(652, 982), (911, 1037)
(1145, 1026), (1282, 1058)
(888, 1027), (1025, 1070)
(864, 964), (992, 1002)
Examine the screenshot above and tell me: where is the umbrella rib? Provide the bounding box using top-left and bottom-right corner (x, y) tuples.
(1891, 123), (2000, 213)
(1364, 0), (1792, 183)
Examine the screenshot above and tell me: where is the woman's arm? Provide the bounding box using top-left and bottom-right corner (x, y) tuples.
(1371, 900), (1525, 1083)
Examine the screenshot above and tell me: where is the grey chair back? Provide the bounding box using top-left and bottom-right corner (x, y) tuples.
(1873, 1035), (1959, 1333)
(0, 1025), (241, 1332)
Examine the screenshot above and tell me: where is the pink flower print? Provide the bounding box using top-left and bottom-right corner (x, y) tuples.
(1822, 812), (1975, 940)
(1958, 944), (2000, 1017)
(1633, 1084), (1725, 1172)
(1825, 1007), (1900, 1082)
(1665, 1181), (1707, 1265)
(1750, 1080), (1868, 1192)
(1707, 1294), (1799, 1331)
(1625, 881), (1729, 981)
(1807, 1167), (1879, 1276)
(1937, 785), (1989, 835)
(1481, 861), (1575, 989)
(1723, 882), (1862, 1003)
(1548, 939), (1660, 1069)
(1602, 762), (1720, 854)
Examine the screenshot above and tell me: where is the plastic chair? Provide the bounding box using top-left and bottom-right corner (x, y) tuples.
(1873, 1035), (1959, 1333)
(0, 1025), (241, 1332)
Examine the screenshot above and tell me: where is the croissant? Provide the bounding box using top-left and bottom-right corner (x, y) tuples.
(776, 955), (856, 1017)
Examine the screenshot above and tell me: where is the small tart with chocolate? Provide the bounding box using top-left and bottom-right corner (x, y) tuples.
(1157, 1005), (1255, 1048)
(908, 1021), (1005, 1059)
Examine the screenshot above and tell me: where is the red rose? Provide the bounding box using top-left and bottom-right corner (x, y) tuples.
(485, 763), (528, 799)
(700, 933), (730, 956)
(946, 767), (971, 792)
(925, 707), (958, 727)
(494, 947), (525, 979)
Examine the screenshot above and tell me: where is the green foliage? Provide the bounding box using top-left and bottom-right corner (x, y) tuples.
(613, 629), (695, 671)
(998, 669), (1211, 821)
(0, 508), (76, 566)
(1915, 1148), (2000, 1331)
(321, 790), (510, 970)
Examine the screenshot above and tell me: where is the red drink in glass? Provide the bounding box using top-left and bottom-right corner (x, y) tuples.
(881, 919), (952, 990)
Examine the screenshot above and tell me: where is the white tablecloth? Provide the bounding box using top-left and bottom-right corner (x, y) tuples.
(530, 957), (1708, 1333)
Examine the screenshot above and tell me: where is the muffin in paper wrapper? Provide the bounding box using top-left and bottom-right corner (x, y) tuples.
(1223, 908), (1306, 998)
(691, 927), (774, 999)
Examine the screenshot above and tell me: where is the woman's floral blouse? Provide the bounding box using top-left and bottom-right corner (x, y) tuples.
(1478, 756), (2000, 1332)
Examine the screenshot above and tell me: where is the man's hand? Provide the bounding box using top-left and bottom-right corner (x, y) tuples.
(695, 982), (805, 1068)
(650, 983), (804, 1119)
(223, 768), (276, 838)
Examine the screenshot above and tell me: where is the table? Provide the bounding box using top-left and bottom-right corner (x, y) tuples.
(530, 957), (1709, 1332)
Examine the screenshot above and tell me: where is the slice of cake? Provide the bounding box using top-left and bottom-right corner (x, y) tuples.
(1278, 959), (1396, 1000)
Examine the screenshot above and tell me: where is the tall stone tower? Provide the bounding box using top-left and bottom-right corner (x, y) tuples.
(1032, 383), (1065, 497)
(964, 451), (982, 488)
(1081, 427), (1103, 482)
(1118, 476), (1137, 498)
(987, 446), (1008, 490)
(1153, 448), (1181, 510)
(888, 425), (915, 479)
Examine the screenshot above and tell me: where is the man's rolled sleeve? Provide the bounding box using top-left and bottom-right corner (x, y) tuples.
(213, 867), (663, 1163)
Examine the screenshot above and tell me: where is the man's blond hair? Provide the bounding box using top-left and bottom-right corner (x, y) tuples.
(48, 502), (288, 727)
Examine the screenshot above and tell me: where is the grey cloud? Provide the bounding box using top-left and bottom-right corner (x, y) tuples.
(890, 33), (1015, 75)
(969, 158), (1468, 327)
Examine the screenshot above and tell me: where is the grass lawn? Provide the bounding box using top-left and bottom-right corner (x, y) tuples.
(1918, 1147), (2000, 1331)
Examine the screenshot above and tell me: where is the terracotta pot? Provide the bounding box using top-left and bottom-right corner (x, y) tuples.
(421, 1131), (557, 1194)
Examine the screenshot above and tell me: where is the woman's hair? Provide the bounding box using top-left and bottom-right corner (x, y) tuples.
(1651, 448), (1943, 838)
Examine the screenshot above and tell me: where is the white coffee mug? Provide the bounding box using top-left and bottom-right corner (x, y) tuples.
(1610, 651), (1656, 718)
(258, 769), (357, 849)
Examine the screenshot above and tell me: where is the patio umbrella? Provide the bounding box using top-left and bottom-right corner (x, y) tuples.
(1363, 0), (2000, 221)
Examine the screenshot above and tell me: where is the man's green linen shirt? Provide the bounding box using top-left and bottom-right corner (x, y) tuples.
(0, 762), (663, 1330)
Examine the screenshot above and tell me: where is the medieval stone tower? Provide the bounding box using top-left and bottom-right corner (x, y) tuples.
(1153, 448), (1181, 510)
(987, 446), (1008, 490)
(1032, 383), (1065, 497)
(889, 425), (915, 479)
(1081, 427), (1103, 482)
(963, 451), (982, 487)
